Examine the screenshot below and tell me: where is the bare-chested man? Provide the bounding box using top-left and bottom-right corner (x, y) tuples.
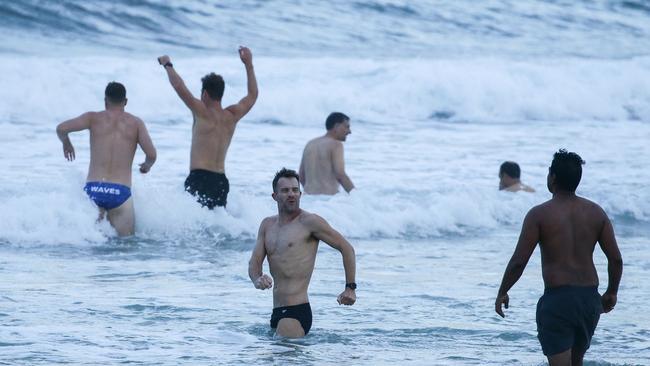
(299, 112), (354, 195)
(499, 161), (535, 192)
(495, 149), (623, 366)
(249, 168), (356, 338)
(56, 82), (157, 236)
(158, 46), (258, 209)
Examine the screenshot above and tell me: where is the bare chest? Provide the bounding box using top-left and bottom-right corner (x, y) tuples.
(264, 223), (314, 257)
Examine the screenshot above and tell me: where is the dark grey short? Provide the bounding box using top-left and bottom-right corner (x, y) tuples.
(536, 285), (603, 356)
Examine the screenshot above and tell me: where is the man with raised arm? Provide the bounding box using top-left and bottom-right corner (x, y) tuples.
(299, 112), (355, 195)
(495, 149), (623, 366)
(249, 168), (357, 338)
(56, 82), (157, 236)
(158, 46), (258, 209)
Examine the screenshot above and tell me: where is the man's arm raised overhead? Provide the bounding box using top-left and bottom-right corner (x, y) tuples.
(158, 55), (205, 114)
(56, 112), (93, 161)
(225, 46), (258, 122)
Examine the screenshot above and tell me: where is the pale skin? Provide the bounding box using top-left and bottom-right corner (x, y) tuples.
(248, 176), (356, 338)
(158, 46), (258, 173)
(299, 119), (355, 195)
(495, 170), (623, 366)
(56, 99), (157, 236)
(499, 173), (535, 192)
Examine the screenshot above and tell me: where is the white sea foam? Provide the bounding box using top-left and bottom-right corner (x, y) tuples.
(1, 55), (649, 128)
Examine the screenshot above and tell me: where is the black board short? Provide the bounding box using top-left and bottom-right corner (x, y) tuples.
(184, 169), (229, 209)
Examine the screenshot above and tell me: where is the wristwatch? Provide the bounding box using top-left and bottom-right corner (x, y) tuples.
(345, 282), (357, 290)
(163, 62), (173, 68)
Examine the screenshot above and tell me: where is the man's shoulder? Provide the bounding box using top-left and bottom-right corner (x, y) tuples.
(526, 201), (551, 219)
(306, 136), (327, 147)
(261, 215), (279, 226)
(298, 210), (327, 227)
(576, 196), (607, 216)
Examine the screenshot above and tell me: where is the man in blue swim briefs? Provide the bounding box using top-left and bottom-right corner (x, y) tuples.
(249, 168), (357, 338)
(157, 46), (258, 209)
(56, 82), (157, 236)
(495, 149), (623, 366)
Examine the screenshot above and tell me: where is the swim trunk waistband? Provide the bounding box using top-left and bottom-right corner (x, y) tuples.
(84, 181), (131, 210)
(543, 285), (599, 295)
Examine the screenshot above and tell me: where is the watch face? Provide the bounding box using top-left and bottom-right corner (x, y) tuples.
(346, 283), (357, 290)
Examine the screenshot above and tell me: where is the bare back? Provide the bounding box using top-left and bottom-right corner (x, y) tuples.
(190, 109), (236, 173)
(87, 110), (140, 186)
(301, 137), (341, 195)
(536, 196), (607, 288)
(262, 212), (319, 307)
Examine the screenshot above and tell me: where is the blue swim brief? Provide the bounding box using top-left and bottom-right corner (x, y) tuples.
(84, 181), (131, 210)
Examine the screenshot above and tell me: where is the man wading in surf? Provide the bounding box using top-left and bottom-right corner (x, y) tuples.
(495, 149), (623, 366)
(249, 168), (357, 338)
(56, 82), (157, 236)
(158, 46), (258, 209)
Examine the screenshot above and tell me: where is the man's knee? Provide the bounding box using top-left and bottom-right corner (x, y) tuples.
(547, 348), (572, 366)
(275, 318), (305, 338)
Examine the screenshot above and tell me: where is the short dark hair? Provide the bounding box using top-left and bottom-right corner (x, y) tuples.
(105, 82), (126, 104)
(201, 73), (225, 100)
(272, 168), (300, 193)
(500, 161), (521, 179)
(550, 149), (585, 192)
(325, 112), (349, 130)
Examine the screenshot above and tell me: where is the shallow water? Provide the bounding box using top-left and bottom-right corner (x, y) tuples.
(2, 234), (648, 365)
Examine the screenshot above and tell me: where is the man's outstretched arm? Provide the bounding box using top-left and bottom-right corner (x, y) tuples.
(495, 209), (540, 317)
(225, 46), (258, 122)
(308, 214), (356, 305)
(56, 112), (92, 161)
(158, 55), (203, 112)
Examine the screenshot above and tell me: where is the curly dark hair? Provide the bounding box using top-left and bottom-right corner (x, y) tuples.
(550, 149), (585, 192)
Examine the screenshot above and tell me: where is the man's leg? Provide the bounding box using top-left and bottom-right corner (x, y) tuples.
(275, 318), (305, 338)
(107, 198), (135, 236)
(547, 349), (572, 366)
(571, 346), (586, 366)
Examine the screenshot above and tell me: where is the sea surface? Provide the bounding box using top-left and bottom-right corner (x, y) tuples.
(1, 1), (649, 365)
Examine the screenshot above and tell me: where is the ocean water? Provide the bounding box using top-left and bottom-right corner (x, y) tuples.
(1, 1), (649, 365)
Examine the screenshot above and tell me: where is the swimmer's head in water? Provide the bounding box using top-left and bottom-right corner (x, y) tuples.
(201, 73), (225, 101)
(549, 149), (585, 192)
(499, 161), (521, 179)
(105, 82), (126, 105)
